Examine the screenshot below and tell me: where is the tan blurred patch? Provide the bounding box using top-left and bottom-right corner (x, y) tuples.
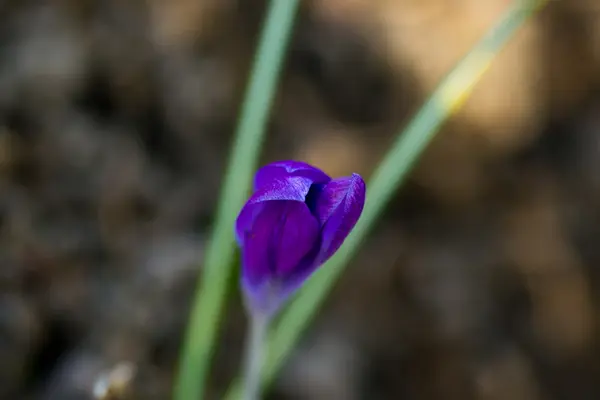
(503, 179), (594, 357)
(529, 271), (593, 357)
(475, 348), (540, 400)
(149, 0), (233, 49)
(297, 129), (369, 178)
(0, 128), (21, 176)
(409, 128), (491, 208)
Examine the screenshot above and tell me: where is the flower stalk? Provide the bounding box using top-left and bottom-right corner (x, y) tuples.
(242, 313), (270, 400)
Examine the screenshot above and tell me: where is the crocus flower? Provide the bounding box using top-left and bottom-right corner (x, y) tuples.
(235, 160), (366, 315)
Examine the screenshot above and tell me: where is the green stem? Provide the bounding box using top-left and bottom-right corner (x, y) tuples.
(242, 313), (270, 400)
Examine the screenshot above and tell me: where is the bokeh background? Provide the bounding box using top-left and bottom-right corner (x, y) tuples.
(2, 1), (600, 399)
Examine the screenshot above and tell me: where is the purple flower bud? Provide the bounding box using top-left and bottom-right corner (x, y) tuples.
(236, 161), (366, 315)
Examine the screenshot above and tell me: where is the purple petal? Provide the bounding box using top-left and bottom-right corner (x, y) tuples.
(235, 175), (315, 244)
(311, 173), (366, 263)
(254, 160), (331, 190)
(240, 200), (319, 313)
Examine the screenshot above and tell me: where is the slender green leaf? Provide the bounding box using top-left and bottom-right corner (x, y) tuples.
(173, 2), (301, 399)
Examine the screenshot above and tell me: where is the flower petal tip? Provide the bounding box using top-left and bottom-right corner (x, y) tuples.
(254, 160), (331, 190)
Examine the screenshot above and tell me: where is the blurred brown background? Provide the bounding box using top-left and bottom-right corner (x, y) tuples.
(2, 0), (600, 399)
